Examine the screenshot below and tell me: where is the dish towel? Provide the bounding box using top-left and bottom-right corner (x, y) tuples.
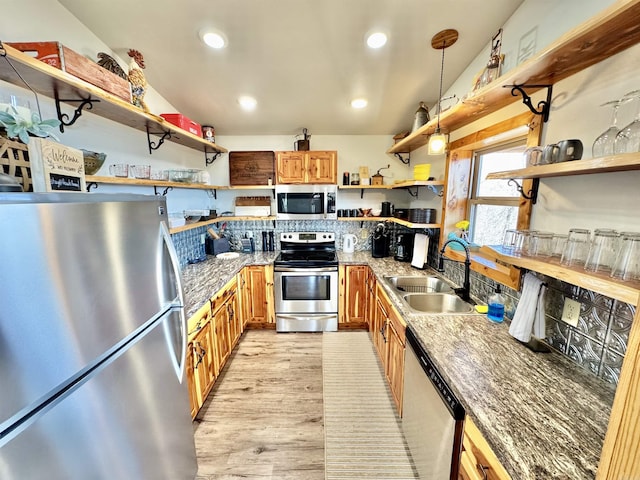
(508, 272), (547, 343)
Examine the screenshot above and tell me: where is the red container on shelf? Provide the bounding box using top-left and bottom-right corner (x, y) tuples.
(160, 113), (202, 137)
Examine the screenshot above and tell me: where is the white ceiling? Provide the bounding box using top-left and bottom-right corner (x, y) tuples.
(59, 0), (524, 136)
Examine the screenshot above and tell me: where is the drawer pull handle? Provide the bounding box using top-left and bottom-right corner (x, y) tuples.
(477, 463), (489, 480)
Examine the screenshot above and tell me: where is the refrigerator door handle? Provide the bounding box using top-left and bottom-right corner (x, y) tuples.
(159, 221), (185, 308)
(159, 222), (187, 382)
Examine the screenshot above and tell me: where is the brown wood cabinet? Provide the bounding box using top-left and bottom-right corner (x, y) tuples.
(186, 301), (216, 418)
(339, 264), (368, 327)
(366, 267), (377, 331)
(240, 265), (275, 327)
(459, 417), (511, 480)
(275, 150), (337, 184)
(372, 283), (406, 415)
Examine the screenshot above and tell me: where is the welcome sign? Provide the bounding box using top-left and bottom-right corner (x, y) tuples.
(28, 138), (86, 192)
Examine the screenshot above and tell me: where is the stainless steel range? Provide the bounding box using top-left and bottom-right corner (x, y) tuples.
(274, 232), (338, 332)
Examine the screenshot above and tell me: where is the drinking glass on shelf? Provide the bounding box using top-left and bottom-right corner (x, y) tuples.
(529, 232), (554, 257)
(584, 229), (620, 273)
(592, 100), (622, 158)
(560, 228), (591, 267)
(551, 234), (568, 258)
(502, 229), (518, 253)
(611, 233), (640, 281)
(615, 90), (640, 154)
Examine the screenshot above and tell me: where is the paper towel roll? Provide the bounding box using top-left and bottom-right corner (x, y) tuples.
(411, 234), (429, 269)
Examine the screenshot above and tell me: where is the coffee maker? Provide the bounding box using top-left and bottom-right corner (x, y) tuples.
(394, 232), (415, 262)
(371, 223), (390, 258)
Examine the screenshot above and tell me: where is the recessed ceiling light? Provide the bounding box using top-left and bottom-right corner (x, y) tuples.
(351, 98), (368, 109)
(202, 31), (227, 49)
(238, 96), (257, 111)
(366, 32), (388, 49)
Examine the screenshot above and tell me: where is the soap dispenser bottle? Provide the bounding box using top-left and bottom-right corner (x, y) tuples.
(487, 285), (505, 323)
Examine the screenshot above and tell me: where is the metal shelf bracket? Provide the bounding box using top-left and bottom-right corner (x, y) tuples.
(504, 84), (553, 123)
(394, 153), (410, 165)
(406, 187), (419, 198)
(154, 185), (173, 196)
(146, 125), (172, 153)
(508, 178), (539, 204)
(205, 149), (222, 166)
(426, 184), (444, 197)
(86, 182), (98, 192)
(55, 96), (100, 132)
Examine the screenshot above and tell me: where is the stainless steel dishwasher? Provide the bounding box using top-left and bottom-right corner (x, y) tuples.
(403, 327), (465, 479)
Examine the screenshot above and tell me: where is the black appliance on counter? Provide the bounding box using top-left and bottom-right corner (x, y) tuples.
(371, 223), (390, 258)
(394, 232), (415, 262)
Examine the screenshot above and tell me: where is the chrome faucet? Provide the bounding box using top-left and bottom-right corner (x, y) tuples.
(438, 238), (472, 303)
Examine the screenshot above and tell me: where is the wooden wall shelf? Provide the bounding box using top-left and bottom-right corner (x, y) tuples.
(0, 44), (227, 155)
(168, 216), (276, 234)
(486, 153), (640, 180)
(86, 175), (226, 190)
(387, 0), (640, 154)
(338, 217), (440, 230)
(485, 245), (640, 305)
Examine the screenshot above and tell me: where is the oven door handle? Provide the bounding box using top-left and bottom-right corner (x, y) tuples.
(276, 314), (338, 321)
(274, 267), (338, 273)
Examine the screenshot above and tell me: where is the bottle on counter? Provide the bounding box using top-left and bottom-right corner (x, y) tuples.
(268, 231), (275, 252)
(487, 285), (505, 323)
(262, 231), (268, 251)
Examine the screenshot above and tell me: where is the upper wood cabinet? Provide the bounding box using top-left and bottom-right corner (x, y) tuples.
(276, 150), (337, 184)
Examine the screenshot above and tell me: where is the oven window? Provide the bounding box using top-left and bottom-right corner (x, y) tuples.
(282, 275), (331, 301)
(277, 192), (324, 215)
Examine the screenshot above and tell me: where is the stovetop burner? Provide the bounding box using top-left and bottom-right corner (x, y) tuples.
(274, 231), (337, 268)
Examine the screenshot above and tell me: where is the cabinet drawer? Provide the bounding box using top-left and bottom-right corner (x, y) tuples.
(462, 418), (511, 480)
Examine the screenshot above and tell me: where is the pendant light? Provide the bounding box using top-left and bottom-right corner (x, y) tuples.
(428, 29), (458, 155)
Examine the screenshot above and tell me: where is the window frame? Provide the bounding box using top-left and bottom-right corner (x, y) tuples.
(468, 139), (528, 244)
(440, 112), (543, 288)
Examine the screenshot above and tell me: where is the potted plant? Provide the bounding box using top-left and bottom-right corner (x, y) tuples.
(0, 105), (61, 144)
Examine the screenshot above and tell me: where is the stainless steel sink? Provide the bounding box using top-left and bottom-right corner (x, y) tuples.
(384, 275), (453, 294)
(402, 293), (475, 314)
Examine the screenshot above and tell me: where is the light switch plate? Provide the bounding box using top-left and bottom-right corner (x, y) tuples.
(561, 298), (581, 327)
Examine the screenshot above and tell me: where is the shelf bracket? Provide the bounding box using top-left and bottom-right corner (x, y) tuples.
(146, 125), (172, 153)
(504, 84), (553, 123)
(394, 153), (410, 165)
(508, 178), (539, 204)
(205, 149), (222, 166)
(426, 184), (444, 197)
(406, 187), (419, 198)
(86, 182), (98, 192)
(154, 185), (173, 196)
(55, 96), (100, 132)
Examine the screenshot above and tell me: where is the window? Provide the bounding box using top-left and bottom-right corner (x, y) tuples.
(469, 141), (528, 246)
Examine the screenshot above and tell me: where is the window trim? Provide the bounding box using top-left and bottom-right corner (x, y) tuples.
(441, 111), (543, 289)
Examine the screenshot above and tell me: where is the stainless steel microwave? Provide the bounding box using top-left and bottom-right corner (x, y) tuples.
(275, 185), (337, 220)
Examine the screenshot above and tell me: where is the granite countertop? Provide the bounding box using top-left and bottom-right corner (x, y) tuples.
(182, 250), (617, 479)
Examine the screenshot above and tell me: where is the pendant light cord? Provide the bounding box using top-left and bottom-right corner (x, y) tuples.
(436, 41), (446, 130)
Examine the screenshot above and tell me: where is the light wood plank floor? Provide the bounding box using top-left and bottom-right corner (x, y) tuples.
(194, 330), (325, 480)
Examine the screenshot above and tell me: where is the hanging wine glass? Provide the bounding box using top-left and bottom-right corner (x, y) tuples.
(592, 100), (622, 158)
(615, 90), (640, 154)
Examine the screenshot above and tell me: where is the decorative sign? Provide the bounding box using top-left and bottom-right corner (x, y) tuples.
(27, 138), (86, 192)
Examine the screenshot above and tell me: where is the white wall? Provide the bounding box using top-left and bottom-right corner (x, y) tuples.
(436, 0), (640, 235)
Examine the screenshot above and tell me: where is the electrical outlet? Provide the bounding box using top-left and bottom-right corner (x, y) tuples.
(561, 298), (581, 327)
(200, 234), (206, 244)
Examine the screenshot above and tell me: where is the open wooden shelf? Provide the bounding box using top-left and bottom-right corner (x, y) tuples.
(338, 180), (444, 189)
(86, 175), (225, 190)
(338, 185), (392, 190)
(338, 216), (440, 229)
(485, 245), (640, 305)
(228, 185), (275, 190)
(486, 153), (640, 180)
(387, 0), (640, 154)
(168, 216), (276, 234)
(0, 44), (227, 155)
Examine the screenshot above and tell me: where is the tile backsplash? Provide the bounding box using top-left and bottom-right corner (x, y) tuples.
(439, 257), (635, 386)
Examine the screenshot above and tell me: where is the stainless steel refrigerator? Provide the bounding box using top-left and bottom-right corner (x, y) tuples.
(0, 193), (197, 479)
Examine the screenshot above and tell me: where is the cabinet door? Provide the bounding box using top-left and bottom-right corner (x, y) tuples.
(276, 151), (306, 184)
(243, 265), (274, 325)
(193, 321), (216, 402)
(366, 268), (377, 330)
(306, 151), (337, 184)
(385, 316), (405, 416)
(186, 340), (198, 419)
(373, 285), (389, 361)
(342, 265), (368, 324)
(212, 301), (230, 376)
(226, 290), (241, 349)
